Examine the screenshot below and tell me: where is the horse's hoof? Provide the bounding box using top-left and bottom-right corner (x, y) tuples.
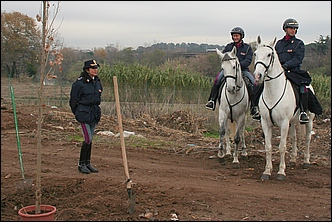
(302, 163), (310, 169)
(240, 155), (248, 161)
(289, 161), (296, 168)
(218, 157), (226, 164)
(232, 162), (240, 169)
(276, 174), (286, 181)
(225, 153), (232, 158)
(260, 174), (270, 181)
(217, 153), (224, 159)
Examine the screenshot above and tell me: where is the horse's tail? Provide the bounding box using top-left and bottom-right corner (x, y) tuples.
(228, 119), (237, 139)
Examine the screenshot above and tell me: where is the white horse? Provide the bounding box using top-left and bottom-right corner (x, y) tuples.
(253, 36), (315, 181)
(215, 47), (250, 165)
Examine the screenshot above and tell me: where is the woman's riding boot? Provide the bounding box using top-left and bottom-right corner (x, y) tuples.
(78, 142), (90, 174)
(86, 142), (98, 173)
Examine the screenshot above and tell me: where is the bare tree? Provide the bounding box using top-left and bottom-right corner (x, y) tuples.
(35, 1), (63, 214)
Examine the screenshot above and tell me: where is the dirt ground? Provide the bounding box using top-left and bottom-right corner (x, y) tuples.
(1, 97), (331, 221)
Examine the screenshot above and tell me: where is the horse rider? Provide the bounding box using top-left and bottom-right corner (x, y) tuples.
(206, 27), (258, 118)
(252, 18), (321, 124)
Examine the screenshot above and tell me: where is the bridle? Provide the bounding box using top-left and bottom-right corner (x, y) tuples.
(222, 55), (243, 90)
(254, 45), (284, 81)
(222, 55), (246, 123)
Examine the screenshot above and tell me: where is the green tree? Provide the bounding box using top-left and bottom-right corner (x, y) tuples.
(303, 35), (331, 76)
(1, 11), (41, 78)
(141, 49), (166, 67)
(116, 47), (136, 64)
(314, 35), (330, 56)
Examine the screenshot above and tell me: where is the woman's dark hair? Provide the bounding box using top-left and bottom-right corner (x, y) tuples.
(79, 70), (89, 82)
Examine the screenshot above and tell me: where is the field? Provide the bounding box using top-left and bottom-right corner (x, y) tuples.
(1, 80), (331, 221)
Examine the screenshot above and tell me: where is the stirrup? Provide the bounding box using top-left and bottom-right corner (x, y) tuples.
(251, 106), (259, 116)
(299, 112), (309, 124)
(205, 100), (215, 110)
(251, 107), (261, 121)
(252, 114), (261, 121)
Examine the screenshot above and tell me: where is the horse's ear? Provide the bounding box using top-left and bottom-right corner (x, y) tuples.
(272, 37), (277, 46)
(231, 45), (237, 55)
(216, 48), (223, 59)
(257, 36), (261, 45)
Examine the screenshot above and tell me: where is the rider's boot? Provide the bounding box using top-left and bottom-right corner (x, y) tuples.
(299, 90), (309, 124)
(246, 82), (259, 119)
(206, 84), (220, 111)
(251, 84), (262, 121)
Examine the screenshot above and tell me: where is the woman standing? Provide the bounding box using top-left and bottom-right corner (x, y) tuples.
(69, 60), (103, 174)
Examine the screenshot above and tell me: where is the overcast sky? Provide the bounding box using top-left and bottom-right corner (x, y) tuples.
(1, 1), (331, 50)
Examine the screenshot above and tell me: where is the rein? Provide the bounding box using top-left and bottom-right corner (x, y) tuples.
(224, 84), (246, 123)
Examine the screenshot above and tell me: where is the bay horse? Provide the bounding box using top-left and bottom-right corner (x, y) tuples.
(215, 46), (250, 165)
(253, 36), (315, 181)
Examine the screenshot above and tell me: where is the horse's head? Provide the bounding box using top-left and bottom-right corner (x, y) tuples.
(253, 36), (278, 84)
(216, 47), (241, 94)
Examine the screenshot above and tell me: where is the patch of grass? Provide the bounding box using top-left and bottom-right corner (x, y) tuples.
(67, 134), (83, 142)
(126, 136), (178, 149)
(98, 135), (179, 149)
(203, 131), (219, 138)
(245, 125), (256, 132)
(204, 124), (256, 138)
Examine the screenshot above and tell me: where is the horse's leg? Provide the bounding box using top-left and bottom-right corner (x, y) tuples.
(303, 113), (314, 169)
(233, 115), (247, 165)
(239, 116), (248, 159)
(289, 123), (297, 167)
(240, 125), (248, 158)
(232, 122), (242, 167)
(276, 121), (290, 181)
(226, 120), (234, 156)
(217, 118), (227, 159)
(261, 120), (273, 181)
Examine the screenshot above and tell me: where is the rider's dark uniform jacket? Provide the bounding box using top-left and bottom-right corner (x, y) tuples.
(223, 41), (253, 72)
(69, 74), (103, 124)
(275, 35), (305, 71)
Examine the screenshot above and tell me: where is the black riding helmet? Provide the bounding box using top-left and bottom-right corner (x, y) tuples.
(230, 27), (245, 39)
(283, 18), (299, 30)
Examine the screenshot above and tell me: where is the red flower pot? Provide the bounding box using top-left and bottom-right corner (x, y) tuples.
(18, 205), (56, 221)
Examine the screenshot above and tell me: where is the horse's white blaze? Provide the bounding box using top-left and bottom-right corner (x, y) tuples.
(253, 36), (315, 181)
(215, 47), (250, 164)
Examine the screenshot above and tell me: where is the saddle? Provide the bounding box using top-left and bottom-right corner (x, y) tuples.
(289, 81), (301, 111)
(217, 77), (226, 104)
(285, 69), (312, 86)
(242, 74), (253, 96)
(288, 76), (322, 116)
